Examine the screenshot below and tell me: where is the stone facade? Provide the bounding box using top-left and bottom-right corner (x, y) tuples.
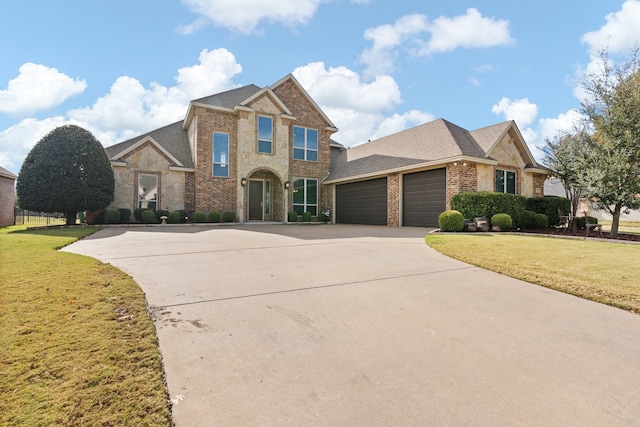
(387, 173), (400, 227)
(110, 141), (187, 212)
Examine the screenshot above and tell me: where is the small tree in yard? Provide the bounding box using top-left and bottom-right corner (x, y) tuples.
(541, 130), (591, 224)
(17, 125), (114, 225)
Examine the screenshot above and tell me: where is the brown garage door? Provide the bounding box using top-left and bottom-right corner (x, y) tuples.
(336, 178), (387, 225)
(403, 168), (446, 227)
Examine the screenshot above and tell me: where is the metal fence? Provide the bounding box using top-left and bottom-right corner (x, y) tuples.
(14, 208), (66, 226)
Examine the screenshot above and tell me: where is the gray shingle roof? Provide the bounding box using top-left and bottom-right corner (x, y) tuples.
(345, 118), (487, 163)
(328, 118), (537, 182)
(193, 85), (262, 109)
(105, 121), (193, 169)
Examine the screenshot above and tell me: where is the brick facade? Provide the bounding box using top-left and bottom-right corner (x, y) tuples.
(272, 79), (334, 214)
(0, 174), (16, 226)
(193, 107), (238, 214)
(446, 163), (478, 209)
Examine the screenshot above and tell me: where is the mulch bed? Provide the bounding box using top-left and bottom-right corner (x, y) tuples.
(517, 227), (640, 242)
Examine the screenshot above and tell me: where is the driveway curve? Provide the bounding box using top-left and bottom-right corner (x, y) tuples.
(64, 224), (640, 426)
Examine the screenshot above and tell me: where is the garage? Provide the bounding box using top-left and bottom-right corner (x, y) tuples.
(402, 168), (446, 227)
(336, 178), (387, 225)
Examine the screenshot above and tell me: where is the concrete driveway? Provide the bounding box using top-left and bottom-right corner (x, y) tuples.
(64, 224), (640, 426)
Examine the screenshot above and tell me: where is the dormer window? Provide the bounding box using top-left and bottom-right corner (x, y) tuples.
(258, 116), (273, 154)
(293, 126), (318, 161)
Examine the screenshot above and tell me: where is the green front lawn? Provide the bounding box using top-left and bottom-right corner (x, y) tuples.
(425, 233), (640, 314)
(0, 226), (172, 426)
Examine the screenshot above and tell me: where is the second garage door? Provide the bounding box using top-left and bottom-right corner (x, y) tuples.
(403, 168), (446, 227)
(336, 178), (387, 225)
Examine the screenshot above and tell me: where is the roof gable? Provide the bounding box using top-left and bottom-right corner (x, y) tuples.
(106, 121), (193, 169)
(270, 74), (337, 130)
(470, 120), (537, 166)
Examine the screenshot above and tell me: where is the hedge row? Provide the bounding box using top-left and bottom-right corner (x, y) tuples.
(451, 192), (570, 227)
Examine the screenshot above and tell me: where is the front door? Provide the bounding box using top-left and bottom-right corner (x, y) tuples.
(248, 180), (263, 221)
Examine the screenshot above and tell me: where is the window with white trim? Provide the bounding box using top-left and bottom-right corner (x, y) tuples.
(213, 132), (229, 177)
(292, 178), (318, 215)
(293, 126), (318, 161)
(496, 169), (516, 194)
(258, 116), (273, 154)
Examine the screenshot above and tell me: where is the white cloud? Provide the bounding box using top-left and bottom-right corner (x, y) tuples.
(360, 14), (429, 77)
(293, 62), (432, 147)
(537, 109), (584, 143)
(581, 0), (640, 57)
(360, 9), (513, 77)
(491, 97), (538, 127)
(0, 63), (86, 117)
(179, 0), (323, 34)
(575, 1), (640, 103)
(69, 48), (241, 134)
(421, 8), (514, 55)
(0, 49), (242, 174)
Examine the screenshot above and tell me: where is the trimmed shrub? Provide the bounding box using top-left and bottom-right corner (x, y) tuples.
(133, 208), (145, 222)
(451, 192), (526, 227)
(167, 210), (182, 224)
(491, 213), (513, 230)
(303, 211), (312, 222)
(318, 211), (328, 223)
(223, 211), (236, 222)
(209, 211), (221, 223)
(104, 209), (121, 224)
(194, 211), (207, 223)
(576, 216), (598, 229)
(154, 209), (169, 223)
(519, 210), (537, 229)
(438, 210), (465, 232)
(288, 211), (298, 222)
(141, 210), (156, 224)
(118, 208), (131, 223)
(525, 196), (570, 226)
(532, 213), (549, 228)
(178, 210), (188, 223)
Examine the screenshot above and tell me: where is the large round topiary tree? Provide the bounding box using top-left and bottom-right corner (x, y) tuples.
(17, 125), (114, 225)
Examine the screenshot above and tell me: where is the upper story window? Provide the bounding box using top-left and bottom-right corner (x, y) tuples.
(496, 169), (516, 194)
(293, 126), (318, 161)
(213, 132), (229, 177)
(258, 116), (273, 154)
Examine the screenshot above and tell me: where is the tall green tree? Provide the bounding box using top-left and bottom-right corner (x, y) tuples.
(17, 125), (114, 225)
(579, 48), (640, 237)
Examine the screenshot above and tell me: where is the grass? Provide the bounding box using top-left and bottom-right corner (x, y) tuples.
(0, 226), (172, 426)
(599, 220), (640, 235)
(425, 233), (640, 314)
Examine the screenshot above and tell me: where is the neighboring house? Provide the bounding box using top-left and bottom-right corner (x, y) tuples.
(0, 165), (17, 226)
(105, 74), (549, 227)
(325, 119), (550, 227)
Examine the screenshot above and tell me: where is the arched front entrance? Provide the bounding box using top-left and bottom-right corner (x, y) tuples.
(245, 169), (285, 222)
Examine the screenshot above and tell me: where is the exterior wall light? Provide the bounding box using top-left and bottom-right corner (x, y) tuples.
(284, 181), (290, 189)
(241, 177), (247, 186)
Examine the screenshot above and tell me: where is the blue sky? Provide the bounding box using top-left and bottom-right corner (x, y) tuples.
(1, 0), (639, 175)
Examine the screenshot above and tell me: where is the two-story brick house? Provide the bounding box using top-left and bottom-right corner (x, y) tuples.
(105, 73), (550, 227)
(106, 74), (337, 222)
